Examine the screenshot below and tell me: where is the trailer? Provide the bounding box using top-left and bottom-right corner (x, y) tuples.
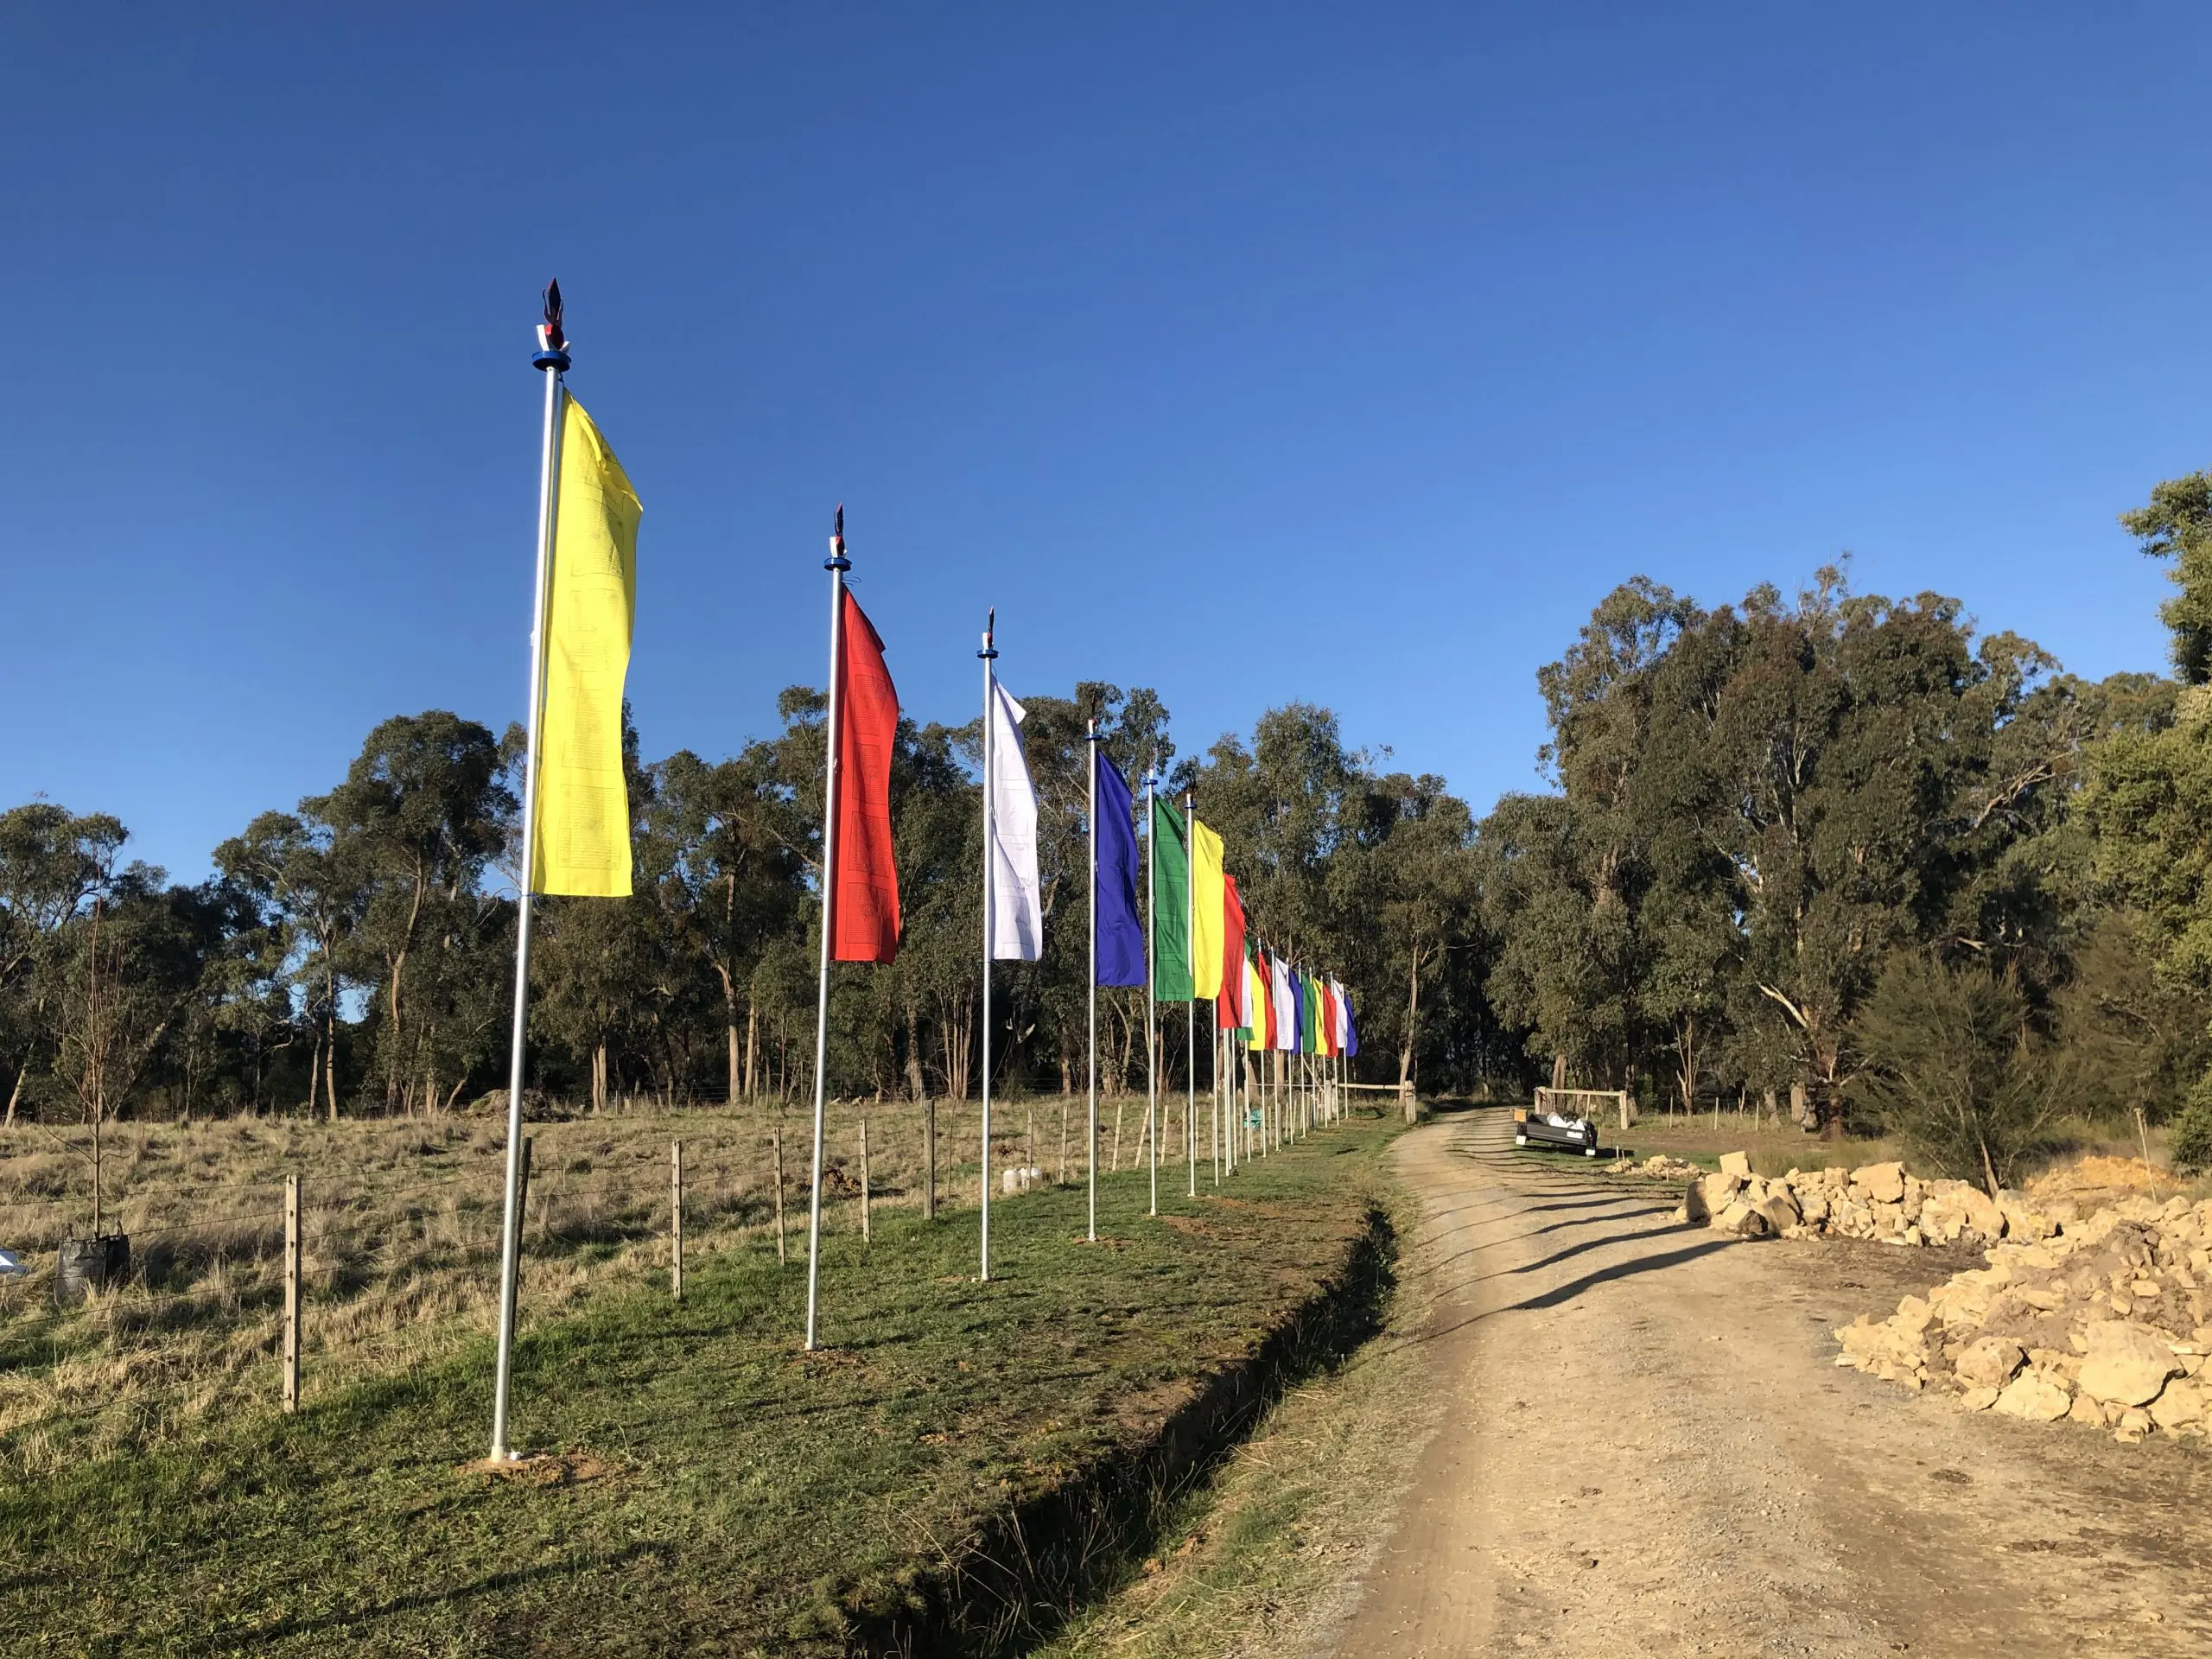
(1513, 1105), (1599, 1156)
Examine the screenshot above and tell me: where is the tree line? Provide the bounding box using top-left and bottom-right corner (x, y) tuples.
(0, 684), (1491, 1136)
(1476, 469), (2212, 1179)
(11, 465), (2212, 1186)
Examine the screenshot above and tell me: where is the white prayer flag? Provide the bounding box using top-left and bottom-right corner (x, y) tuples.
(988, 681), (1043, 961)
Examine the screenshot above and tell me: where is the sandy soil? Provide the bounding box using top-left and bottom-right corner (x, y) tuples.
(1325, 1106), (2212, 1658)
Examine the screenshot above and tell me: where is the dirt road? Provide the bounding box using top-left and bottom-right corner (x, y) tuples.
(1327, 1106), (2212, 1657)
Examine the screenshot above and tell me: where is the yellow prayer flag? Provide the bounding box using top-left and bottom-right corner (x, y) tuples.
(531, 392), (639, 897)
(1190, 817), (1225, 1000)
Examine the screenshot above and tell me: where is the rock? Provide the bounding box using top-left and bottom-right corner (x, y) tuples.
(2077, 1323), (2183, 1408)
(1836, 1316), (1884, 1360)
(1956, 1185), (2005, 1239)
(1893, 1295), (1936, 1338)
(1699, 1172), (1745, 1217)
(2148, 1377), (2206, 1431)
(1960, 1385), (2001, 1412)
(2066, 1391), (2105, 1427)
(1919, 1192), (1968, 1244)
(1714, 1199), (1767, 1237)
(1955, 1337), (2025, 1389)
(1751, 1192), (1801, 1235)
(1853, 1161), (1906, 1205)
(1994, 1371), (2072, 1421)
(1719, 1150), (1752, 1178)
(2115, 1407), (2152, 1442)
(1998, 1193), (2056, 1242)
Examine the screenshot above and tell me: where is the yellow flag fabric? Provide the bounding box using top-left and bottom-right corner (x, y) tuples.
(1190, 817), (1225, 999)
(531, 392), (640, 897)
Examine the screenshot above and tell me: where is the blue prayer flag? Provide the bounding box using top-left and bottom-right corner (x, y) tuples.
(1093, 753), (1146, 987)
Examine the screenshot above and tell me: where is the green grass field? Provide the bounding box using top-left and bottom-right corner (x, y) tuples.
(0, 1116), (1401, 1657)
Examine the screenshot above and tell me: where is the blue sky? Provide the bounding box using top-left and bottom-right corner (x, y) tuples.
(2, 3), (2200, 880)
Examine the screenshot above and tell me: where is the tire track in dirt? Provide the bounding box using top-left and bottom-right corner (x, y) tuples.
(1324, 1105), (2211, 1657)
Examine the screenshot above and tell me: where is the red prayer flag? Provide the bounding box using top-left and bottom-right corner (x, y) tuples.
(1217, 875), (1246, 1029)
(831, 588), (900, 963)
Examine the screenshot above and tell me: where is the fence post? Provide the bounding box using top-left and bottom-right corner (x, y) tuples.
(518, 1135), (533, 1236)
(861, 1117), (872, 1243)
(671, 1140), (684, 1301)
(283, 1173), (301, 1414)
(924, 1098), (937, 1222)
(772, 1128), (787, 1263)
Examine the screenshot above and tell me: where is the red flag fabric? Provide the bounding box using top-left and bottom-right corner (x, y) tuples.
(1217, 875), (1246, 1029)
(1319, 981), (1339, 1056)
(831, 588), (900, 963)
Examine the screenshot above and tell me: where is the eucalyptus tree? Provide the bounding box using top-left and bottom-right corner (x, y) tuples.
(648, 744), (808, 1104)
(2079, 471), (2212, 1166)
(307, 712), (513, 1114)
(214, 809), (364, 1119)
(0, 804), (125, 1125)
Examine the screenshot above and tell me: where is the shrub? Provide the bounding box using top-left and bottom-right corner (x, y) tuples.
(1852, 954), (2059, 1195)
(2173, 1073), (2212, 1175)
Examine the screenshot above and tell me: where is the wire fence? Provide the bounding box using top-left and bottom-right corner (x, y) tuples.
(0, 1077), (1355, 1465)
(0, 1100), (1039, 1464)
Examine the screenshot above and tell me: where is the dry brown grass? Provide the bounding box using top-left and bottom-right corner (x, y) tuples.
(0, 1090), (1176, 1474)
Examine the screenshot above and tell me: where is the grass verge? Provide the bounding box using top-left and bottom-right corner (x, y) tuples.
(0, 1116), (1401, 1656)
(1031, 1154), (1440, 1659)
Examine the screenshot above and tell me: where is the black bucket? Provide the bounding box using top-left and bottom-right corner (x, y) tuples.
(55, 1235), (130, 1305)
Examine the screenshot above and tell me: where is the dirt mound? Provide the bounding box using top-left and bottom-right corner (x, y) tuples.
(2029, 1154), (2189, 1206)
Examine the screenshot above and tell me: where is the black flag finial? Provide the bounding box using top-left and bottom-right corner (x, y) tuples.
(542, 281), (566, 353)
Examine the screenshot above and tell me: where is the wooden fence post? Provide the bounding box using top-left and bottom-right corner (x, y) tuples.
(860, 1117), (873, 1243)
(772, 1128), (786, 1264)
(283, 1173), (301, 1414)
(518, 1135), (533, 1237)
(671, 1140), (684, 1300)
(924, 1098), (938, 1222)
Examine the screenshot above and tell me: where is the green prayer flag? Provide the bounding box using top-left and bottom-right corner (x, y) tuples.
(1150, 797), (1193, 1001)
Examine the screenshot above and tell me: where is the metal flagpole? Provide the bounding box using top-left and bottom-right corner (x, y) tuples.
(1227, 1036), (1236, 1173)
(1185, 792), (1198, 1201)
(1212, 1026), (1223, 1185)
(1085, 719), (1099, 1243)
(979, 613), (999, 1281)
(489, 283), (569, 1462)
(803, 507), (852, 1354)
(1143, 766), (1159, 1218)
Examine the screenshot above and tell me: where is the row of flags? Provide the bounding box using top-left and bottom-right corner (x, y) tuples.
(1085, 789), (1359, 1060)
(487, 287), (1360, 1452)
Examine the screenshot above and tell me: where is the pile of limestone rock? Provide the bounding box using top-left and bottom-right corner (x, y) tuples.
(1669, 1153), (2034, 1249)
(1831, 1195), (2212, 1441)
